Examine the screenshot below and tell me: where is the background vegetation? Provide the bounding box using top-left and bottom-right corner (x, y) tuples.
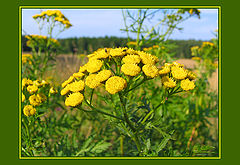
(22, 35), (204, 59)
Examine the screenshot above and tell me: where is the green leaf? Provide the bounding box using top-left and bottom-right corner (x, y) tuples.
(146, 138), (151, 151)
(91, 141), (112, 154)
(75, 135), (95, 156)
(156, 130), (174, 153)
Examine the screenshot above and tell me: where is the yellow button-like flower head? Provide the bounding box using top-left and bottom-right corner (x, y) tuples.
(161, 76), (176, 88)
(180, 79), (195, 91)
(159, 66), (170, 75)
(27, 85), (38, 94)
(138, 51), (159, 65)
(105, 76), (127, 94)
(171, 66), (187, 80)
(85, 74), (101, 89)
(22, 54), (32, 64)
(110, 47), (127, 57)
(29, 94), (42, 106)
(187, 70), (197, 80)
(122, 55), (141, 64)
(50, 87), (58, 94)
(121, 64), (141, 76)
(95, 48), (109, 59)
(126, 48), (136, 55)
(142, 65), (159, 78)
(23, 105), (36, 117)
(62, 76), (74, 88)
(22, 93), (25, 102)
(96, 70), (112, 82)
(87, 53), (97, 60)
(65, 92), (84, 107)
(68, 80), (85, 92)
(86, 59), (103, 73)
(61, 84), (70, 95)
(33, 80), (41, 87)
(189, 9), (194, 15)
(22, 78), (33, 89)
(79, 64), (88, 73)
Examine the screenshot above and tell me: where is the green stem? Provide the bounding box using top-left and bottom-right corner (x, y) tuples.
(141, 110), (154, 125)
(139, 18), (166, 46)
(120, 135), (124, 156)
(84, 96), (124, 121)
(136, 10), (141, 50)
(112, 58), (120, 75)
(154, 100), (166, 111)
(118, 93), (142, 154)
(23, 118), (34, 156)
(141, 96), (167, 126)
(89, 88), (94, 105)
(122, 10), (131, 43)
(124, 78), (147, 93)
(105, 62), (116, 75)
(154, 87), (184, 111)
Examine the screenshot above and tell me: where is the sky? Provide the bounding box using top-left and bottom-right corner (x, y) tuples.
(22, 9), (218, 40)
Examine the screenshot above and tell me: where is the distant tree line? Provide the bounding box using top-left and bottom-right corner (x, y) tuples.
(22, 35), (204, 59)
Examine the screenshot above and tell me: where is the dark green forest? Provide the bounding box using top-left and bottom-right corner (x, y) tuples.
(22, 35), (204, 59)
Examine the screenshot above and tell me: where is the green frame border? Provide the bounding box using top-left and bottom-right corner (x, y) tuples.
(19, 5), (221, 160)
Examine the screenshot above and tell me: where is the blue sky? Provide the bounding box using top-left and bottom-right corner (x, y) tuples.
(22, 9), (218, 40)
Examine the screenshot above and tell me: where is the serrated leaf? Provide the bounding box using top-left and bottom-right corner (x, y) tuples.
(156, 130), (174, 153)
(75, 135), (95, 156)
(91, 141), (112, 154)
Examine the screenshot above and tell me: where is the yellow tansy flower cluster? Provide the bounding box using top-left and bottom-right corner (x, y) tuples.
(191, 41), (217, 59)
(62, 48), (197, 108)
(85, 47), (160, 79)
(159, 62), (196, 90)
(202, 41), (215, 47)
(61, 70), (86, 107)
(22, 54), (32, 65)
(143, 45), (165, 52)
(25, 34), (47, 40)
(191, 46), (200, 56)
(22, 78), (57, 117)
(32, 10), (72, 28)
(61, 47), (161, 107)
(25, 35), (60, 47)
